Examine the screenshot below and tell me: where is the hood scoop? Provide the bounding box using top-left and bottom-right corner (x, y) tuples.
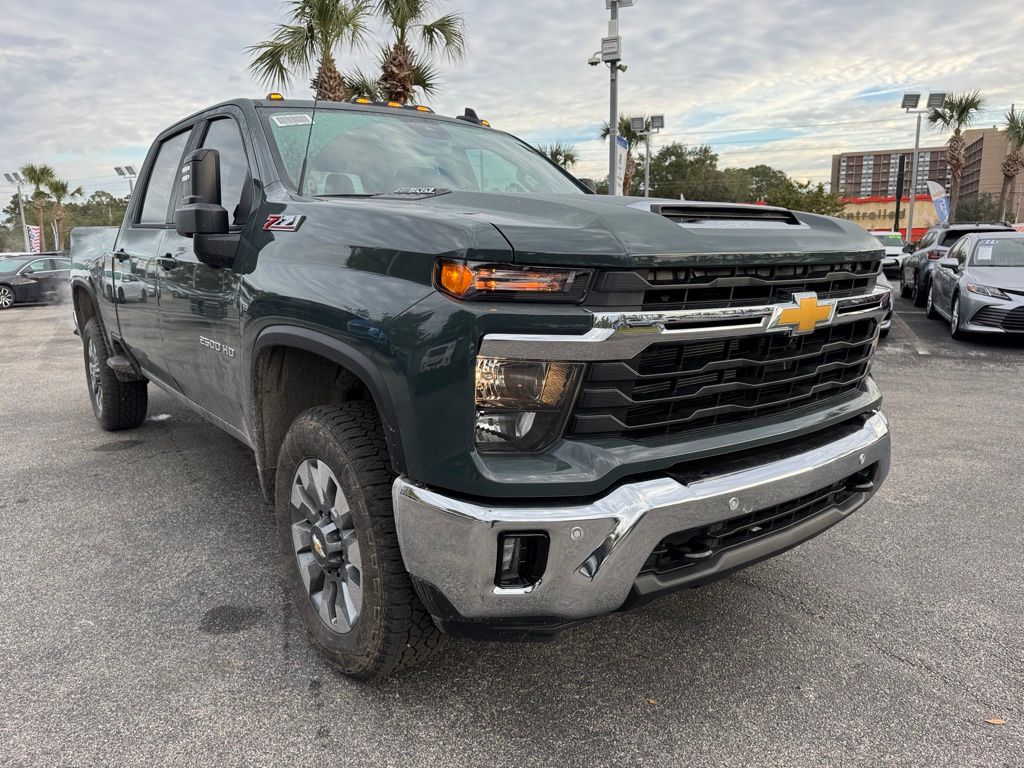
(650, 202), (803, 229)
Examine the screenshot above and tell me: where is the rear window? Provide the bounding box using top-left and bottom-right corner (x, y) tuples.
(942, 228), (1011, 247)
(874, 233), (905, 246)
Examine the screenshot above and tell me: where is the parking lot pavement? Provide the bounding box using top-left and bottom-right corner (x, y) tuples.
(1, 302), (1022, 768)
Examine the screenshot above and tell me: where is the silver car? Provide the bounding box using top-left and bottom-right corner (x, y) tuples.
(926, 231), (1024, 339)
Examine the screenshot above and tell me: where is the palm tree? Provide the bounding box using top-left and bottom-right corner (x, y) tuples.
(248, 0), (370, 101)
(46, 178), (83, 251)
(928, 91), (986, 221)
(998, 106), (1024, 221)
(20, 164), (55, 251)
(600, 115), (644, 195)
(374, 0), (466, 104)
(537, 143), (579, 170)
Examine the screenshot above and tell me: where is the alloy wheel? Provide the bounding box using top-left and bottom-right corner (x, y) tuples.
(0, 286), (13, 309)
(951, 298), (960, 334)
(87, 337), (103, 416)
(926, 285), (934, 315)
(289, 459), (362, 634)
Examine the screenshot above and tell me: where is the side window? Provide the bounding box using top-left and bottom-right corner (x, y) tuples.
(200, 118), (251, 225)
(26, 259), (53, 272)
(139, 131), (191, 224)
(918, 232), (935, 250)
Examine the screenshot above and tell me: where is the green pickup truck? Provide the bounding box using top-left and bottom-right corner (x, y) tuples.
(70, 97), (892, 679)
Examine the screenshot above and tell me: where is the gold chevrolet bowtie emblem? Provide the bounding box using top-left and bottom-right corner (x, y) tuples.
(772, 292), (836, 335)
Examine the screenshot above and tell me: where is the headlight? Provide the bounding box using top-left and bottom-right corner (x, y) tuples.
(475, 357), (583, 452)
(965, 283), (1010, 300)
(437, 259), (590, 302)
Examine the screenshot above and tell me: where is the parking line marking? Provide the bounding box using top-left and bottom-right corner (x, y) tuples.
(892, 313), (931, 356)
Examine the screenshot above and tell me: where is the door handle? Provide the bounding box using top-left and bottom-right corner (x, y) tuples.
(159, 254), (178, 271)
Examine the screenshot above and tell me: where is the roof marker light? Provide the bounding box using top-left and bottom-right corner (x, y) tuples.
(267, 92), (284, 101)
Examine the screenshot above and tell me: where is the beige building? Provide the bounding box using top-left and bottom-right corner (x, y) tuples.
(831, 127), (1009, 202)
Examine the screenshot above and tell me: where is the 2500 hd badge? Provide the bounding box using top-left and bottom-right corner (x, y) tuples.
(68, 96), (891, 680)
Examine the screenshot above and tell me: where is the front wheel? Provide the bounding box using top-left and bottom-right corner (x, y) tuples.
(275, 402), (443, 680)
(912, 276), (928, 308)
(950, 294), (968, 340)
(0, 285), (14, 309)
(82, 319), (148, 430)
(926, 284), (940, 319)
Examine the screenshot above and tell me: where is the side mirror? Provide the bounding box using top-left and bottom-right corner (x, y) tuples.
(174, 148), (229, 238)
(938, 258), (960, 271)
(21, 267), (34, 275)
(578, 177), (598, 193)
(902, 243), (915, 253)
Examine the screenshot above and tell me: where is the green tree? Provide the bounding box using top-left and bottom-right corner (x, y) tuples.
(928, 90), (986, 221)
(600, 115), (647, 195)
(372, 0), (467, 104)
(998, 106), (1024, 221)
(645, 143), (726, 201)
(46, 178), (83, 251)
(763, 179), (845, 217)
(536, 142), (579, 170)
(20, 164), (55, 251)
(955, 192), (1001, 223)
(248, 0), (370, 101)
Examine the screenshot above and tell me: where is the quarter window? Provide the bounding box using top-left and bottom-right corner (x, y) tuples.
(139, 131), (191, 224)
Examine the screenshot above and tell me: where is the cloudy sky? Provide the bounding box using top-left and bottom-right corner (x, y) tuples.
(3, 0), (1023, 199)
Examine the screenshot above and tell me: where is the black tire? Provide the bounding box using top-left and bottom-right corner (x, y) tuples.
(0, 284), (14, 310)
(950, 293), (968, 341)
(117, 288), (125, 304)
(912, 275), (928, 307)
(82, 318), (148, 430)
(275, 402), (443, 680)
(899, 272), (912, 299)
(880, 326), (890, 338)
(926, 283), (940, 319)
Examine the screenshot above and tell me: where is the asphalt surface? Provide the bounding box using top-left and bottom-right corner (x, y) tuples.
(1, 298), (1022, 768)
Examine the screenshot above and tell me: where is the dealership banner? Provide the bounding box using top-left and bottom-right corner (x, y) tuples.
(926, 181), (950, 226)
(27, 225), (41, 253)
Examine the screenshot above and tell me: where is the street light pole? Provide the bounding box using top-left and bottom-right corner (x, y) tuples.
(901, 92), (946, 242)
(607, 1), (620, 197)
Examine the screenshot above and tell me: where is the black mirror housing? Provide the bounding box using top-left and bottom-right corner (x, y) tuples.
(578, 177), (598, 193)
(174, 148), (229, 238)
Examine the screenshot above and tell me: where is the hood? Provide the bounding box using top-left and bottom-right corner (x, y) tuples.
(965, 265), (1024, 291)
(391, 192), (883, 268)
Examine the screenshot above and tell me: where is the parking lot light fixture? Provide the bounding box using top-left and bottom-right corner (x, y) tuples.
(114, 166), (137, 196)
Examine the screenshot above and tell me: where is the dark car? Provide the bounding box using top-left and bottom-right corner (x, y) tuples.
(0, 254), (72, 309)
(69, 97), (891, 679)
(899, 223), (1014, 307)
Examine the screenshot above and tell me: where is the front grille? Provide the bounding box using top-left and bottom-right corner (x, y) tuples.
(588, 260), (881, 311)
(972, 305), (1024, 331)
(639, 469), (873, 577)
(569, 318), (877, 441)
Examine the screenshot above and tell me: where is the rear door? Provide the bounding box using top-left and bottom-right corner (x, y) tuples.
(159, 112), (255, 428)
(114, 128), (193, 381)
(17, 258), (58, 301)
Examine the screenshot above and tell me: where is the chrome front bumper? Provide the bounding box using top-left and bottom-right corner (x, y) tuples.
(393, 411), (890, 629)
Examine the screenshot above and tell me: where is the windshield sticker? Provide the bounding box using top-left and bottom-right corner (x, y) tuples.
(980, 239), (1000, 245)
(976, 245), (994, 261)
(271, 113), (313, 127)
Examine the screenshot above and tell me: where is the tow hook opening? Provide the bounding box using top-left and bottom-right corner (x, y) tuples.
(495, 532), (550, 589)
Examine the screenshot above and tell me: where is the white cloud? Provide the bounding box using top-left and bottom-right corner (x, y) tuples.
(2, 0), (1022, 196)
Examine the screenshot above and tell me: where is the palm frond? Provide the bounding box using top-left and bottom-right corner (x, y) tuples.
(345, 68), (384, 100)
(1005, 106), (1024, 151)
(419, 12), (466, 61)
(410, 58), (440, 100)
(20, 163), (56, 193)
(247, 23), (315, 89)
(928, 90), (986, 132)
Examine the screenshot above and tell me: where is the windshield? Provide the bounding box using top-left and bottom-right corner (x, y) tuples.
(874, 233), (904, 246)
(971, 238), (1024, 267)
(261, 107), (583, 197)
(0, 258), (30, 274)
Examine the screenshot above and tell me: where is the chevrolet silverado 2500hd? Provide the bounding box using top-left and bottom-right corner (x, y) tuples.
(70, 98), (891, 679)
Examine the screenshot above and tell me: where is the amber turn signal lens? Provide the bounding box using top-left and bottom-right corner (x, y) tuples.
(440, 262), (475, 297)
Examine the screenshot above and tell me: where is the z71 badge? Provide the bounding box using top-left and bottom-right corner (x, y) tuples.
(263, 214), (306, 232)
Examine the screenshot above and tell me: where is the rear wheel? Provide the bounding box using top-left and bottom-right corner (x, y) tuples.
(950, 293), (968, 340)
(82, 319), (148, 430)
(0, 285), (14, 309)
(912, 275), (928, 307)
(899, 272), (912, 299)
(275, 402), (443, 680)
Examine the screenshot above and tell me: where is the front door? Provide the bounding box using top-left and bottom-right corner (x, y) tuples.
(114, 128), (193, 382)
(159, 115), (253, 429)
